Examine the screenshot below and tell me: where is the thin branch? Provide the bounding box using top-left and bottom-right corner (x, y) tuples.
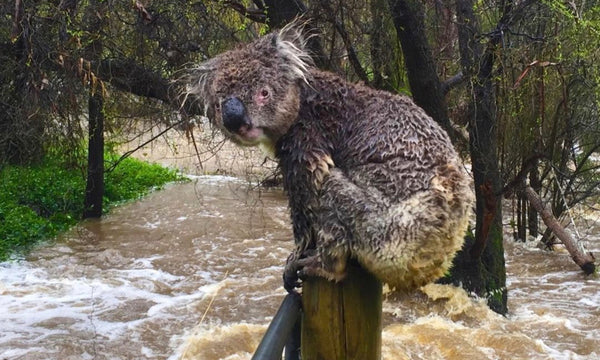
(505, 28), (545, 42)
(105, 118), (186, 173)
(320, 0), (369, 83)
(499, 153), (548, 197)
(570, 180), (600, 206)
(187, 125), (204, 171)
(94, 58), (203, 116)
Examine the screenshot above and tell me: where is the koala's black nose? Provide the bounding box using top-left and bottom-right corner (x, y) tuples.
(221, 97), (248, 132)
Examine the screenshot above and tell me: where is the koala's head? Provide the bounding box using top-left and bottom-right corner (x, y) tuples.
(184, 24), (312, 152)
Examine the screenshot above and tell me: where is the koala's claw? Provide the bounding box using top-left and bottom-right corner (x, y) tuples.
(283, 254), (305, 293)
(283, 266), (302, 293)
(283, 249), (320, 293)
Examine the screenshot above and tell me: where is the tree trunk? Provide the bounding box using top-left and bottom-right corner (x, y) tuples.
(441, 0), (508, 314)
(524, 186), (595, 274)
(386, 0), (454, 138)
(262, 0), (330, 70)
(83, 0), (106, 219)
(516, 193), (526, 241)
(528, 165), (541, 237)
(387, 0), (507, 313)
(83, 90), (104, 219)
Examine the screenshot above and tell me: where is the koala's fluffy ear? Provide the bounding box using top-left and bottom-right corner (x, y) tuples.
(272, 21), (313, 82)
(181, 57), (218, 117)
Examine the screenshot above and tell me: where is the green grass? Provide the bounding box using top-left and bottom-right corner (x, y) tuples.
(0, 153), (185, 261)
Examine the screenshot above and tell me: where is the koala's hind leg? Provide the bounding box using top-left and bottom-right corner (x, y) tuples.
(284, 168), (385, 291)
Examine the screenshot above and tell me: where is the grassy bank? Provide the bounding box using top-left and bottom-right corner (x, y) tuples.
(0, 153), (185, 261)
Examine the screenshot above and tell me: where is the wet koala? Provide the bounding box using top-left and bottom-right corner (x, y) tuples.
(185, 25), (474, 293)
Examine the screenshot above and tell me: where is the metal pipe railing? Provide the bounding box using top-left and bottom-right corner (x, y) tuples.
(251, 293), (302, 360)
(283, 316), (301, 360)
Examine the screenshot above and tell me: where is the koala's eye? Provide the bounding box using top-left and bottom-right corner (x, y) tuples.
(260, 89), (269, 98)
(214, 102), (221, 111)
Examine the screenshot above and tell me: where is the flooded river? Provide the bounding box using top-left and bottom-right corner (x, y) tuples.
(1, 176), (598, 359)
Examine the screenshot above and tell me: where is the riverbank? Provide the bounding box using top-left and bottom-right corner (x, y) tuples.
(0, 152), (184, 261)
(0, 119), (274, 262)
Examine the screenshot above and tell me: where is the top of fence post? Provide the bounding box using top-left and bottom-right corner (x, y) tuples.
(301, 262), (382, 360)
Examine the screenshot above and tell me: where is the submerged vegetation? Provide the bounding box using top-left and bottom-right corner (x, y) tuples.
(0, 153), (184, 261)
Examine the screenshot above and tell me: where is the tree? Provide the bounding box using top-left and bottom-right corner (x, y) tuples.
(387, 0), (454, 138)
(385, 0), (507, 313)
(444, 0), (512, 314)
(82, 0), (107, 219)
(1, 0), (47, 164)
(496, 2), (600, 264)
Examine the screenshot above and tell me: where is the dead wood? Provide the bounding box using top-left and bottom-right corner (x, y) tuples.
(524, 186), (596, 275)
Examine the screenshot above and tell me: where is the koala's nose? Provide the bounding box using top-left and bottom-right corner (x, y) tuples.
(221, 97), (248, 133)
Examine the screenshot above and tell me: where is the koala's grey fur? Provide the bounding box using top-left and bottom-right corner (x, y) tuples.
(184, 24), (474, 292)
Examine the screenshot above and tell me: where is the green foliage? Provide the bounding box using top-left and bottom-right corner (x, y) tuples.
(0, 153), (184, 261)
(0, 205), (54, 253)
(104, 154), (185, 203)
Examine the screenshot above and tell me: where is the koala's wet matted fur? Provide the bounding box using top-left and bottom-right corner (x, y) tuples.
(183, 23), (474, 293)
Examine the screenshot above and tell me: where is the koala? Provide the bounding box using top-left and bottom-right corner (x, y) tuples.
(184, 24), (474, 293)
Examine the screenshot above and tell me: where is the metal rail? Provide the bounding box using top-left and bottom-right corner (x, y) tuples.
(251, 293), (302, 360)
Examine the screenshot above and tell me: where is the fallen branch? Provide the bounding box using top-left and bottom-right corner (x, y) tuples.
(524, 186), (596, 274)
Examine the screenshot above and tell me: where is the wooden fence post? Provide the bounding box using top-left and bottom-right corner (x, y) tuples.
(301, 263), (382, 359)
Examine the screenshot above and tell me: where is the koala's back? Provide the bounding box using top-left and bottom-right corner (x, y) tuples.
(302, 69), (459, 202)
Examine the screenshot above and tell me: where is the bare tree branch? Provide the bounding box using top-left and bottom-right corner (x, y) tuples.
(96, 59), (173, 102)
(524, 186), (596, 274)
(105, 118), (186, 173)
(320, 0), (369, 83)
(93, 58), (203, 118)
(499, 153), (548, 197)
(441, 71), (465, 95)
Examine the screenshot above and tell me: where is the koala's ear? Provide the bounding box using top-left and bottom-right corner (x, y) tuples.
(180, 58), (218, 117)
(276, 21), (308, 51)
(273, 21), (313, 81)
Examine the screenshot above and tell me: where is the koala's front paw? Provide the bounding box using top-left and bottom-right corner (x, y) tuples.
(283, 249), (318, 293)
(283, 249), (350, 292)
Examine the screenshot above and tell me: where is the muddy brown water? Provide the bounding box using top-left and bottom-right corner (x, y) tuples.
(1, 176), (598, 359)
